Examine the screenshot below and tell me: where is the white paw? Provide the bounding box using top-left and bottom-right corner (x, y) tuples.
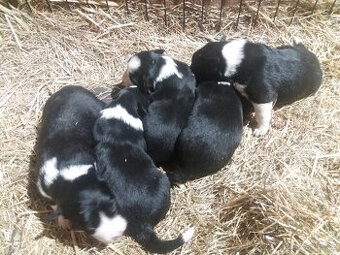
(253, 126), (269, 136)
(57, 215), (72, 230)
(293, 37), (303, 45)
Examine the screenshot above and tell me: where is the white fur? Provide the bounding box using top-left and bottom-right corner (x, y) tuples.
(217, 81), (231, 86)
(128, 56), (141, 73)
(37, 179), (52, 200)
(293, 37), (303, 46)
(51, 204), (58, 211)
(155, 56), (183, 83)
(253, 101), (273, 136)
(222, 38), (247, 77)
(234, 83), (248, 98)
(41, 157), (58, 186)
(92, 213), (127, 244)
(60, 164), (92, 181)
(100, 104), (143, 131)
(182, 227), (195, 242)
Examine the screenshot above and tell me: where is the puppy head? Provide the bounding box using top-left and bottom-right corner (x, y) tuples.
(112, 86), (149, 118)
(78, 188), (127, 244)
(190, 42), (226, 83)
(122, 49), (181, 94)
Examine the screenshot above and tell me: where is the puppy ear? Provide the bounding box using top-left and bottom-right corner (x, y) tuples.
(152, 49), (165, 55)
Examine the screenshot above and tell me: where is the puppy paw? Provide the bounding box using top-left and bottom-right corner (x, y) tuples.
(253, 126), (269, 136)
(57, 215), (72, 230)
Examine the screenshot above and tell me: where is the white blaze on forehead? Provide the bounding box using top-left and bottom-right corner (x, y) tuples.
(41, 157), (58, 186)
(155, 56), (183, 83)
(100, 104), (143, 131)
(222, 38), (247, 77)
(60, 164), (92, 181)
(92, 213), (127, 244)
(128, 56), (141, 73)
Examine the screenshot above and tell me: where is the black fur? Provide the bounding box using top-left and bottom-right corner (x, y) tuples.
(35, 86), (117, 237)
(164, 81), (243, 184)
(93, 87), (191, 254)
(127, 50), (196, 165)
(191, 39), (322, 107)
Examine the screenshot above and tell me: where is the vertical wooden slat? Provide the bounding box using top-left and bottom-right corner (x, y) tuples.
(273, 0), (281, 22)
(253, 0), (263, 26)
(65, 0), (71, 11)
(182, 0), (186, 30)
(144, 0), (149, 21)
(201, 0), (205, 25)
(163, 0), (167, 26)
(311, 0), (319, 14)
(45, 0), (52, 11)
(25, 0), (33, 12)
(125, 0), (130, 14)
(236, 0), (243, 27)
(289, 0), (300, 25)
(217, 0), (223, 31)
(329, 0), (336, 14)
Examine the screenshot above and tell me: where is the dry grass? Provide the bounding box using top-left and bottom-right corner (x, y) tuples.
(0, 1), (339, 254)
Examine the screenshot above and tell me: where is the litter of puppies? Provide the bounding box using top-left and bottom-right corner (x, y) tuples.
(34, 38), (323, 253)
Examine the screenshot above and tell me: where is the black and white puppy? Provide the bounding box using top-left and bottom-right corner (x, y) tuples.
(93, 86), (194, 254)
(191, 38), (323, 136)
(164, 81), (243, 184)
(36, 86), (126, 244)
(120, 50), (196, 165)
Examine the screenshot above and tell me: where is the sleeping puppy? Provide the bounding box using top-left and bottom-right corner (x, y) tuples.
(93, 86), (194, 254)
(191, 38), (322, 136)
(120, 50), (196, 165)
(164, 81), (243, 184)
(36, 86), (124, 244)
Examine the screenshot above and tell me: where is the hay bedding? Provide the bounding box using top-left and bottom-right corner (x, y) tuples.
(0, 1), (339, 254)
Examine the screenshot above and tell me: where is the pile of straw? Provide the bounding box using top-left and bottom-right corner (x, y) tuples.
(0, 1), (339, 254)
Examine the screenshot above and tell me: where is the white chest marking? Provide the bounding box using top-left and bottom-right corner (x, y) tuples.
(155, 56), (183, 83)
(222, 39), (247, 77)
(60, 164), (92, 181)
(40, 157), (58, 187)
(92, 213), (127, 244)
(100, 104), (143, 131)
(234, 83), (248, 98)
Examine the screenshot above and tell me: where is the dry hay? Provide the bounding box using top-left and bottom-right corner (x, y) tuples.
(0, 1), (339, 255)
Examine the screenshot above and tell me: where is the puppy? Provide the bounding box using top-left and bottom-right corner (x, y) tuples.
(36, 86), (126, 244)
(120, 50), (196, 165)
(93, 86), (194, 254)
(191, 38), (322, 136)
(164, 81), (243, 184)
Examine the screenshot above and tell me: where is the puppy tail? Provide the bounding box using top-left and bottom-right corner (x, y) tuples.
(135, 225), (195, 254)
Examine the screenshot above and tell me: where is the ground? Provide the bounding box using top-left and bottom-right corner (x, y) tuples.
(0, 1), (339, 255)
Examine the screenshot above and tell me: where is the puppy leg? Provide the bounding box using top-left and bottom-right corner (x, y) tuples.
(57, 215), (72, 230)
(252, 101), (273, 136)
